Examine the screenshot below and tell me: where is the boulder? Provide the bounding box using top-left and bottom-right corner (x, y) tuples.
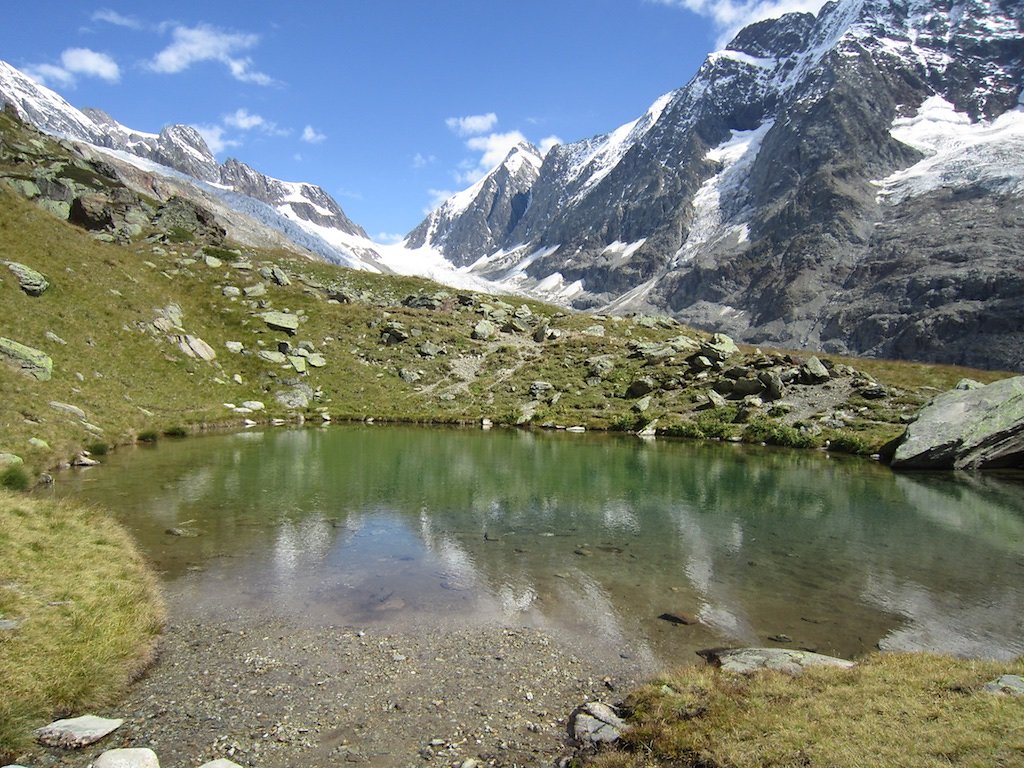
(472, 319), (496, 340)
(699, 333), (739, 362)
(626, 377), (657, 398)
(49, 401), (86, 419)
(801, 356), (831, 384)
(0, 337), (52, 380)
(178, 335), (216, 361)
(0, 453), (23, 467)
(696, 647), (855, 676)
(225, 341), (243, 353)
(93, 748), (160, 768)
(568, 702), (627, 746)
(34, 715), (123, 748)
(68, 193), (115, 230)
(5, 261), (49, 295)
(260, 311), (299, 335)
(243, 282), (267, 298)
(381, 321), (410, 344)
(270, 266), (291, 286)
(306, 353), (327, 368)
(258, 350), (287, 365)
(890, 376), (1024, 470)
(984, 674), (1024, 696)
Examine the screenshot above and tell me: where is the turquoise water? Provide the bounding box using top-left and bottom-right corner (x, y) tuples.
(53, 425), (1024, 667)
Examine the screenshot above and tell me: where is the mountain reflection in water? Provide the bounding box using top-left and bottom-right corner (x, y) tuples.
(54, 425), (1024, 666)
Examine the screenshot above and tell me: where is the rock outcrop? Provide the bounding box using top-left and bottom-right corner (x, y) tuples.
(0, 336), (52, 380)
(890, 376), (1024, 470)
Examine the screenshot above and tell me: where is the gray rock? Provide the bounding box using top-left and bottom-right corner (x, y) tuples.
(582, 324), (606, 337)
(381, 321), (410, 344)
(34, 714), (124, 748)
(633, 396), (652, 413)
(49, 401), (86, 420)
(568, 702), (627, 746)
(418, 341), (444, 358)
(260, 311), (299, 334)
(626, 377), (657, 398)
(225, 341), (243, 353)
(306, 353), (327, 368)
(983, 674), (1024, 696)
(241, 400), (265, 411)
(93, 748), (160, 768)
(586, 355), (615, 379)
(891, 376), (1024, 470)
(276, 387), (311, 410)
(0, 337), (52, 381)
(44, 330), (67, 345)
(696, 647), (855, 676)
(472, 319), (496, 340)
(699, 333), (739, 362)
(222, 286), (241, 298)
(801, 356), (831, 384)
(28, 437), (49, 450)
(399, 368), (421, 383)
(289, 355), (307, 373)
(204, 254), (223, 268)
(258, 350), (287, 365)
(758, 370), (785, 401)
(270, 266), (291, 286)
(529, 381), (554, 398)
(5, 261), (49, 296)
(178, 335), (216, 361)
(243, 282), (267, 298)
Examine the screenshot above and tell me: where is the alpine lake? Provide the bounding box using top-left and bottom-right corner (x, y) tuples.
(53, 424), (1024, 669)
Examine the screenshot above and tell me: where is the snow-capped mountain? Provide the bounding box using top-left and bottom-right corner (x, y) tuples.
(0, 58), (377, 268)
(414, 0), (1024, 370)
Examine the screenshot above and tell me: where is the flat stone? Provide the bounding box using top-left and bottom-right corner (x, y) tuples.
(260, 311), (299, 334)
(984, 674), (1024, 696)
(179, 335), (216, 361)
(697, 647), (855, 676)
(243, 282), (267, 298)
(270, 266), (291, 286)
(258, 350), (288, 365)
(49, 401), (86, 420)
(222, 286), (241, 298)
(204, 254), (223, 268)
(306, 353), (327, 368)
(93, 747), (160, 768)
(289, 355), (307, 373)
(34, 715), (123, 748)
(196, 760), (245, 768)
(0, 337), (52, 381)
(225, 341), (243, 353)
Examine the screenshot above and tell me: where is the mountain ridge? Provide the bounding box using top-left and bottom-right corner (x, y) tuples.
(414, 0), (1024, 370)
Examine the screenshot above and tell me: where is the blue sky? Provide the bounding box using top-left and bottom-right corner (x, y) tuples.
(1, 0), (824, 241)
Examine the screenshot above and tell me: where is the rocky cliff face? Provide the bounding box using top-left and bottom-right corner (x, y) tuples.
(415, 0), (1024, 370)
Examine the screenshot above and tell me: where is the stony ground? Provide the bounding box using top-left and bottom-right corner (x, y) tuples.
(18, 597), (654, 768)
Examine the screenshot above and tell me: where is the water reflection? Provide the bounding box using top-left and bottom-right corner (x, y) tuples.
(54, 426), (1024, 665)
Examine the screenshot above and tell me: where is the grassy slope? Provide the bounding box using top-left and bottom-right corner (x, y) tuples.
(0, 178), (1011, 478)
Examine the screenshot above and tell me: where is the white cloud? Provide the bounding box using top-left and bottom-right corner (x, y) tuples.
(538, 135), (562, 155)
(446, 112), (498, 136)
(651, 0), (828, 45)
(22, 63), (76, 88)
(459, 130), (529, 183)
(91, 9), (143, 29)
(412, 152), (437, 169)
(375, 232), (405, 244)
(61, 48), (120, 82)
(148, 24), (273, 85)
(23, 48), (120, 87)
(301, 125), (327, 144)
(224, 108), (266, 130)
(192, 124), (240, 155)
(426, 188), (456, 213)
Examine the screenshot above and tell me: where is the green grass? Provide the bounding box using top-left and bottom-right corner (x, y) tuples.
(0, 490), (165, 760)
(593, 652), (1024, 768)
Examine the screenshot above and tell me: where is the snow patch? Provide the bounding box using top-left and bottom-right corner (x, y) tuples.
(874, 96), (1024, 203)
(673, 121), (773, 265)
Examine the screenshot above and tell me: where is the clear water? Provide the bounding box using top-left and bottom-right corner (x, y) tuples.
(51, 425), (1024, 667)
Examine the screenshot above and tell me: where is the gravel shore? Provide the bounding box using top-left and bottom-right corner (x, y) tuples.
(19, 596), (655, 768)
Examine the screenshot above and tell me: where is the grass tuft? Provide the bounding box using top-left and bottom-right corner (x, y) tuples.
(592, 652), (1024, 768)
(0, 491), (165, 759)
(0, 466), (30, 491)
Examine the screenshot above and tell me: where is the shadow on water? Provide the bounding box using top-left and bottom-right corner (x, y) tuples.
(52, 425), (1024, 667)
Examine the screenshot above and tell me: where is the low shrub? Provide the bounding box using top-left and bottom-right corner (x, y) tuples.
(163, 426), (188, 438)
(744, 417), (817, 449)
(0, 466), (29, 491)
(136, 430), (159, 444)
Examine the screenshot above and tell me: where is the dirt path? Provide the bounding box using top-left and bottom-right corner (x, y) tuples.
(22, 597), (654, 768)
